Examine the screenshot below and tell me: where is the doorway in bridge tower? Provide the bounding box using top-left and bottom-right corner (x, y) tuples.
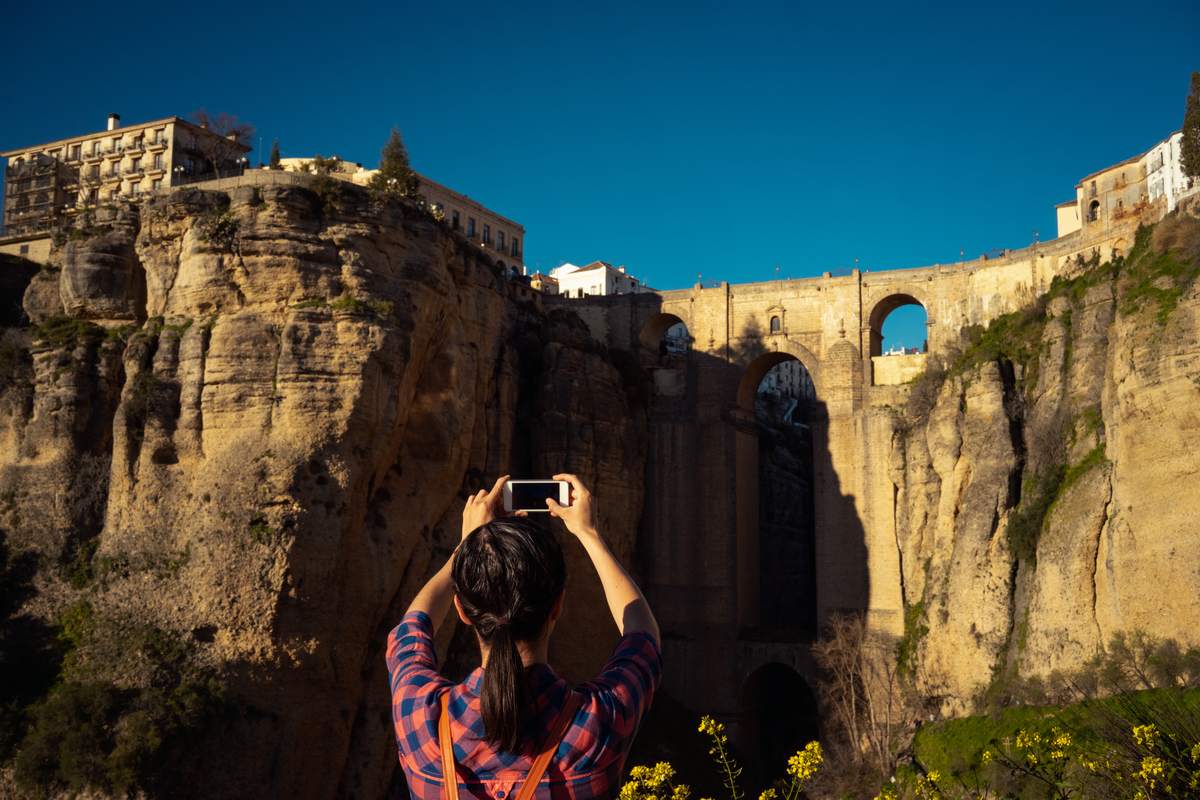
(738, 663), (820, 791)
(754, 359), (817, 634)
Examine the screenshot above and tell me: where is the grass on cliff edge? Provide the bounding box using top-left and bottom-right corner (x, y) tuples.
(912, 685), (1200, 796)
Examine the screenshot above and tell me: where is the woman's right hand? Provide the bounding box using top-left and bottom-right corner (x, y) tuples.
(547, 473), (599, 540)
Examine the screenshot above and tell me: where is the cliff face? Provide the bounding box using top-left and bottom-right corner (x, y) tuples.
(0, 185), (646, 799)
(888, 227), (1200, 715)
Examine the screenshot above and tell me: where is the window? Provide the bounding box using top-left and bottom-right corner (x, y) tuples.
(483, 225), (490, 244)
(132, 157), (142, 172)
(19, 245), (29, 256)
(88, 189), (98, 203)
(186, 158), (196, 174)
(112, 137), (121, 151)
(130, 181), (141, 196)
(89, 165), (100, 179)
(153, 154), (163, 169)
(770, 316), (781, 333)
(452, 210), (460, 230)
(152, 179), (162, 191)
(468, 218), (476, 237)
(93, 142), (102, 156)
(512, 238), (519, 256)
(133, 135), (143, 148)
(70, 144), (81, 160)
(498, 232), (504, 250)
(187, 135), (196, 149)
(109, 189), (119, 200)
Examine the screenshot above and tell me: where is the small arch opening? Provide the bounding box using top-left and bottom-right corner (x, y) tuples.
(639, 313), (689, 362)
(1088, 199), (1100, 223)
(866, 294), (927, 359)
(739, 664), (820, 789)
(769, 315), (781, 334)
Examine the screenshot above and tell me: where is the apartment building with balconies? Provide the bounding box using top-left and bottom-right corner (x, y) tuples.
(1, 113), (252, 258)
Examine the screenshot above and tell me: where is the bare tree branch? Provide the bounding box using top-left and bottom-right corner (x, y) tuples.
(187, 108), (256, 174)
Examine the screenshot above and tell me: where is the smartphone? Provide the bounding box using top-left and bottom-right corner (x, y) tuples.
(503, 480), (570, 513)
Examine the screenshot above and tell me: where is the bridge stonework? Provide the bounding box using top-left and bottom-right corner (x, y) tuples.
(543, 221), (1136, 745)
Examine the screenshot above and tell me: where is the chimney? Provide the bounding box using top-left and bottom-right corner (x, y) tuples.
(619, 265), (626, 273)
(107, 113), (121, 131)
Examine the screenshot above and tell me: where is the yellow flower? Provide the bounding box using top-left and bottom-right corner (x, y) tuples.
(981, 750), (993, 765)
(1133, 724), (1161, 750)
(759, 791), (777, 800)
(786, 741), (823, 782)
(1138, 755), (1165, 789)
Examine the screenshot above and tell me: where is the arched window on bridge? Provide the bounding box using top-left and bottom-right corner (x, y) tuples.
(639, 313), (690, 364)
(769, 315), (781, 334)
(867, 294), (928, 386)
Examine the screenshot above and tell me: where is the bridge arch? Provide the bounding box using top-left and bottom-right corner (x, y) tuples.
(865, 290), (928, 358)
(639, 312), (690, 361)
(734, 341), (820, 410)
(733, 344), (819, 630)
(738, 663), (820, 788)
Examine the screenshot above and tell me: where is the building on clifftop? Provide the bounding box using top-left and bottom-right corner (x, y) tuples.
(1, 113), (252, 260)
(276, 157), (527, 276)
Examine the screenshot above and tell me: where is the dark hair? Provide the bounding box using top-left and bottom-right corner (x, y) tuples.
(452, 517), (566, 752)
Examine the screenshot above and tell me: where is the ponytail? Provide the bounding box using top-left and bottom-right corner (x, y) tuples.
(452, 518), (566, 753)
(479, 617), (528, 752)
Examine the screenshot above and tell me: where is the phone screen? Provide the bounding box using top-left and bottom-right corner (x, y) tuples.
(509, 481), (562, 511)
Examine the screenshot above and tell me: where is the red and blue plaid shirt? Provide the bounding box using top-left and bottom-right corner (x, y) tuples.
(386, 611), (662, 800)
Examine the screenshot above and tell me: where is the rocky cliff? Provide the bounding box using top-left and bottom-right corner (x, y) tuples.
(0, 183), (647, 799)
(887, 219), (1200, 716)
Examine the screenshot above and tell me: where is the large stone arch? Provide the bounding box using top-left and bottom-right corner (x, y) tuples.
(737, 663), (820, 789)
(734, 339), (821, 411)
(864, 288), (928, 358)
(732, 344), (820, 629)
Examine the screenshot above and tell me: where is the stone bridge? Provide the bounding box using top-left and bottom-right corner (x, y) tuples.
(542, 223), (1135, 771)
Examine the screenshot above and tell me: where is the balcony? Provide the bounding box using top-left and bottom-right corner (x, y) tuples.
(146, 137), (168, 150)
(103, 147), (123, 158)
(126, 164), (145, 178)
(101, 170), (122, 182)
(145, 161), (166, 174)
(126, 141), (145, 154)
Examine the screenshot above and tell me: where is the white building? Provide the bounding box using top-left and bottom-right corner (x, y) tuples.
(1146, 131), (1191, 212)
(759, 360), (813, 400)
(551, 261), (648, 298)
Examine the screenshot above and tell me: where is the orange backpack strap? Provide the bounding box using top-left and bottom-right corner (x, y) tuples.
(440, 693), (461, 800)
(439, 690), (582, 800)
(515, 691), (582, 800)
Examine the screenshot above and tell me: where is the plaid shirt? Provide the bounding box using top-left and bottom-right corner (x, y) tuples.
(387, 611), (662, 800)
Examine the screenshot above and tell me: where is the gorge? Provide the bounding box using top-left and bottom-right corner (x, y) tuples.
(0, 176), (1197, 799)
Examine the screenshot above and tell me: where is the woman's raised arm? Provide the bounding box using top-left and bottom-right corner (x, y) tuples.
(547, 474), (660, 645)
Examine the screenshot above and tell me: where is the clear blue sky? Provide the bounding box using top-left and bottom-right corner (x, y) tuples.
(2, 0), (1196, 350)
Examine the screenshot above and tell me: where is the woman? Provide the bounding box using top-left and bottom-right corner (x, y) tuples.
(386, 473), (661, 800)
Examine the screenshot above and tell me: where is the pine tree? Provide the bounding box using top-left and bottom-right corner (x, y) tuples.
(269, 138), (282, 170)
(369, 127), (420, 196)
(1182, 71), (1200, 180)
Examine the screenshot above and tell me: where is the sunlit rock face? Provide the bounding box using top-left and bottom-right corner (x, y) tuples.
(889, 273), (1200, 717)
(1, 184), (647, 799)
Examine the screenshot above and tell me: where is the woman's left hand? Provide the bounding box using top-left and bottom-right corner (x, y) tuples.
(461, 475), (524, 541)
